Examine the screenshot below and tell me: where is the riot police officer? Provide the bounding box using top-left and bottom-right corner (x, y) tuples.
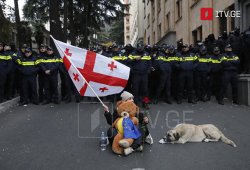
(218, 44), (240, 105)
(40, 47), (60, 104)
(16, 48), (39, 105)
(208, 47), (223, 101)
(154, 45), (175, 104)
(129, 43), (152, 109)
(195, 46), (211, 102)
(37, 44), (47, 102)
(176, 44), (197, 104)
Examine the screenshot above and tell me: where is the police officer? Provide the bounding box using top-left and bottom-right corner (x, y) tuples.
(37, 44), (47, 102)
(40, 47), (59, 104)
(176, 44), (197, 104)
(129, 43), (152, 109)
(16, 48), (39, 105)
(122, 44), (134, 92)
(195, 46), (211, 102)
(218, 44), (240, 105)
(0, 43), (9, 102)
(208, 47), (223, 101)
(154, 45), (175, 104)
(3, 43), (16, 100)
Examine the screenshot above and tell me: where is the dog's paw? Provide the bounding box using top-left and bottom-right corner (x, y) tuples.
(159, 139), (167, 144)
(204, 139), (210, 142)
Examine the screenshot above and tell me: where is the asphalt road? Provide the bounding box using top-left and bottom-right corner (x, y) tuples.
(0, 99), (250, 170)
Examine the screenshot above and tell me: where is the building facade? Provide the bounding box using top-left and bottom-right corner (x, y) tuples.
(124, 0), (144, 46)
(142, 0), (249, 46)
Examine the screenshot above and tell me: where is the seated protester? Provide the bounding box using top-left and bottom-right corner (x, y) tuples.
(16, 48), (39, 105)
(39, 47), (60, 104)
(103, 91), (153, 149)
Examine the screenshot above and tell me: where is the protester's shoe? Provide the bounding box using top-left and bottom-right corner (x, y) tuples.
(218, 100), (224, 105)
(145, 133), (154, 145)
(124, 147), (134, 156)
(136, 145), (143, 152)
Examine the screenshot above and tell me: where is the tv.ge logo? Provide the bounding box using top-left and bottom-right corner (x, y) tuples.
(200, 8), (241, 20)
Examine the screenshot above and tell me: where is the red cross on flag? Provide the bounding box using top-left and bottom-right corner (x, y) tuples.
(52, 37), (130, 97)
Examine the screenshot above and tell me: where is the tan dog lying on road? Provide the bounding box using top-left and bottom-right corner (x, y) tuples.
(159, 123), (236, 147)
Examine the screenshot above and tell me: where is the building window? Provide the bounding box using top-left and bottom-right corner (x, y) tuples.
(176, 0), (182, 20)
(192, 26), (202, 44)
(165, 12), (170, 32)
(158, 23), (162, 40)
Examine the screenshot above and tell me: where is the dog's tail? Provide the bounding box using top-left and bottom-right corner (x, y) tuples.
(220, 135), (237, 147)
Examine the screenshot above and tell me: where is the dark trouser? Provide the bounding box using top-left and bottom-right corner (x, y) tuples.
(178, 70), (194, 101)
(5, 69), (15, 99)
(149, 70), (159, 100)
(0, 72), (7, 102)
(219, 71), (238, 102)
(171, 69), (179, 100)
(195, 71), (208, 99)
(156, 71), (171, 100)
(38, 72), (45, 102)
(60, 72), (72, 101)
(22, 75), (38, 103)
(132, 73), (148, 104)
(44, 73), (59, 102)
(207, 71), (221, 100)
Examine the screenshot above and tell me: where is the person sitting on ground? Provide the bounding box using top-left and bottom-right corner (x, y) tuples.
(103, 91), (153, 149)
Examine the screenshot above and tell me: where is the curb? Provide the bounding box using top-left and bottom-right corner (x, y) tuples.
(0, 97), (20, 113)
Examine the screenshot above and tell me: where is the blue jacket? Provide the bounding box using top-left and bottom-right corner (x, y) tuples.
(128, 51), (152, 74)
(176, 52), (197, 71)
(38, 54), (59, 74)
(16, 55), (39, 76)
(210, 54), (223, 73)
(155, 51), (173, 72)
(196, 54), (211, 72)
(221, 52), (240, 71)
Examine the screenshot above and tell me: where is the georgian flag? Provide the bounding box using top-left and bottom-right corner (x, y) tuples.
(52, 37), (130, 97)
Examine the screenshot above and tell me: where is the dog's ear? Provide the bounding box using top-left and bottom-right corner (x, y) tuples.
(174, 132), (180, 140)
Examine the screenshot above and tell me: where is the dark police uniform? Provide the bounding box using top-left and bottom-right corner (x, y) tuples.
(195, 49), (211, 101)
(176, 47), (197, 104)
(16, 49), (39, 105)
(154, 49), (176, 104)
(218, 50), (240, 105)
(37, 50), (47, 102)
(39, 49), (59, 104)
(208, 49), (223, 101)
(128, 47), (152, 108)
(0, 45), (12, 102)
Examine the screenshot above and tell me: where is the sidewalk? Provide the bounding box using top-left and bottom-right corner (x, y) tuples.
(0, 97), (20, 113)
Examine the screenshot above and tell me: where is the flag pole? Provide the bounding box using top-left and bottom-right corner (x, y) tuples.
(50, 35), (105, 107)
